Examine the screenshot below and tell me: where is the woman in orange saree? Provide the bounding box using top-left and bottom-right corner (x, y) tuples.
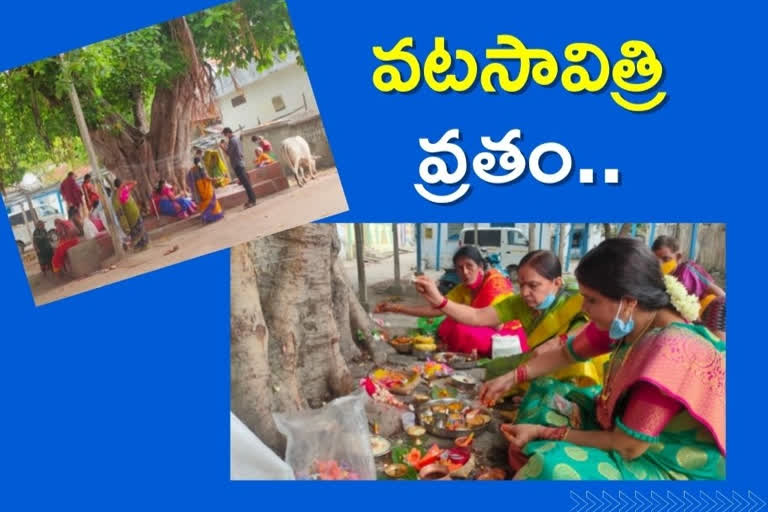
(186, 158), (223, 224)
(375, 246), (517, 357)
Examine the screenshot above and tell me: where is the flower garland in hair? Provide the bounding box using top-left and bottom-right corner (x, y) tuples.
(663, 274), (700, 322)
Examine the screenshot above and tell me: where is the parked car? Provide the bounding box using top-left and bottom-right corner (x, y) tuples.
(458, 226), (529, 278)
(9, 203), (62, 254)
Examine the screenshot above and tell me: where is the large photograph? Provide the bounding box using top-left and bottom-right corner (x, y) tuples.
(1, 0), (347, 306)
(231, 223), (725, 481)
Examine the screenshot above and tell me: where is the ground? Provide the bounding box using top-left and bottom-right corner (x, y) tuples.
(27, 169), (347, 305)
(339, 251), (515, 478)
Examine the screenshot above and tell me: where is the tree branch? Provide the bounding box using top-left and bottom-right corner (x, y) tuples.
(28, 80), (53, 150)
(131, 88), (149, 134)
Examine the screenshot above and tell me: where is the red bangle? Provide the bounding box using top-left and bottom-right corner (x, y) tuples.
(436, 297), (448, 309)
(515, 365), (528, 384)
(540, 426), (569, 441)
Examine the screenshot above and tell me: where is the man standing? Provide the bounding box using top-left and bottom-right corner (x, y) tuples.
(221, 127), (256, 209)
(60, 171), (83, 214)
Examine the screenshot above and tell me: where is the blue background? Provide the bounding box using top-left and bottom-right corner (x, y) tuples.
(0, 0), (763, 508)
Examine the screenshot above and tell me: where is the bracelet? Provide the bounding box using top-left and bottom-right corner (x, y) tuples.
(540, 426), (570, 441)
(515, 365), (528, 384)
(435, 297), (448, 309)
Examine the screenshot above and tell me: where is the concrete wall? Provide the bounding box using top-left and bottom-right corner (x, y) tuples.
(337, 223), (416, 261)
(242, 112), (335, 172)
(217, 64), (319, 130)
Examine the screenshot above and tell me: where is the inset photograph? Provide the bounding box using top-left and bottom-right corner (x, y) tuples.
(231, 223), (725, 481)
(1, 0), (347, 306)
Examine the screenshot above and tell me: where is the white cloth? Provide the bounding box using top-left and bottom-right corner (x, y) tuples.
(230, 412), (294, 480)
(83, 218), (99, 240)
(492, 334), (524, 359)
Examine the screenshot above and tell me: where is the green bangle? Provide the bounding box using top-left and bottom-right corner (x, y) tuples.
(615, 417), (660, 443)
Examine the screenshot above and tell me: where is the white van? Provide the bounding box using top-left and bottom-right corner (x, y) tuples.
(9, 203), (62, 253)
(458, 227), (530, 273)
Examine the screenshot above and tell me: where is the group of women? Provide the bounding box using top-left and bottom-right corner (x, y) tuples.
(381, 237), (724, 480)
(32, 178), (152, 274)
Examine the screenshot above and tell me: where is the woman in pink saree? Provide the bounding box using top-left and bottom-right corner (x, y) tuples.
(419, 238), (725, 480)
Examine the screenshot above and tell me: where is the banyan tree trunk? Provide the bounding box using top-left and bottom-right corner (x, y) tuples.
(230, 224), (378, 455)
(89, 17), (212, 211)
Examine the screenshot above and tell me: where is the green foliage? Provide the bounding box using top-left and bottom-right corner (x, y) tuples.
(189, 0), (300, 72)
(0, 0), (300, 188)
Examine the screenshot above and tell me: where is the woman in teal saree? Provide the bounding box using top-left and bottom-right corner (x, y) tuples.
(419, 238), (725, 480)
(500, 239), (725, 480)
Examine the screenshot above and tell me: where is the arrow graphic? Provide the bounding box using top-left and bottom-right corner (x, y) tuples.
(684, 491), (701, 512)
(650, 490), (669, 512)
(717, 491), (735, 512)
(636, 490), (653, 512)
(732, 492), (749, 512)
(749, 491), (766, 512)
(603, 491), (621, 512)
(567, 491), (764, 512)
(618, 491), (634, 512)
(667, 491), (685, 512)
(700, 491), (717, 512)
(570, 490), (588, 512)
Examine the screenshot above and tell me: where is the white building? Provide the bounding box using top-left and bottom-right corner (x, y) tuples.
(213, 52), (319, 131)
(418, 223), (605, 272)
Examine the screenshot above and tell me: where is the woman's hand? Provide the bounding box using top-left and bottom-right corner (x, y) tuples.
(501, 424), (543, 449)
(374, 302), (391, 313)
(413, 275), (443, 306)
(477, 373), (516, 406)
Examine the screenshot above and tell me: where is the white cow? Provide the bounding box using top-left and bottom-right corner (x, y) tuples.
(280, 136), (318, 187)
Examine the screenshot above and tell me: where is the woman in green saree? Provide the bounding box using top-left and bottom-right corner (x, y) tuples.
(482, 239), (724, 480)
(112, 178), (149, 251)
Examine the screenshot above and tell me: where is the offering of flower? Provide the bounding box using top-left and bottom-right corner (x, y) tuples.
(404, 444), (443, 470)
(663, 274), (701, 322)
(412, 360), (453, 380)
(430, 386), (459, 399)
(359, 377), (411, 410)
(306, 459), (361, 480)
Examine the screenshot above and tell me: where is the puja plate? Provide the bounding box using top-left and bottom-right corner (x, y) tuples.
(416, 398), (492, 439)
(434, 352), (477, 370)
(370, 435), (392, 458)
(450, 373), (479, 391)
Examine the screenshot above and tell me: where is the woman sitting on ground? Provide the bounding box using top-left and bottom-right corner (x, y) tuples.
(375, 246), (517, 357)
(432, 239), (724, 481)
(652, 235), (725, 340)
(152, 179), (197, 219)
(253, 147), (275, 168)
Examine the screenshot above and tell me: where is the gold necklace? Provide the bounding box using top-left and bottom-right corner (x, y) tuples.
(600, 311), (658, 401)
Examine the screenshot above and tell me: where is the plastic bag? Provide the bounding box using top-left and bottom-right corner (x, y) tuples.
(83, 217), (99, 240)
(273, 391), (376, 480)
(230, 412), (294, 480)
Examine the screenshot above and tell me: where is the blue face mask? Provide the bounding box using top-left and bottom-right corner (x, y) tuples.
(609, 301), (635, 340)
(535, 292), (556, 311)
